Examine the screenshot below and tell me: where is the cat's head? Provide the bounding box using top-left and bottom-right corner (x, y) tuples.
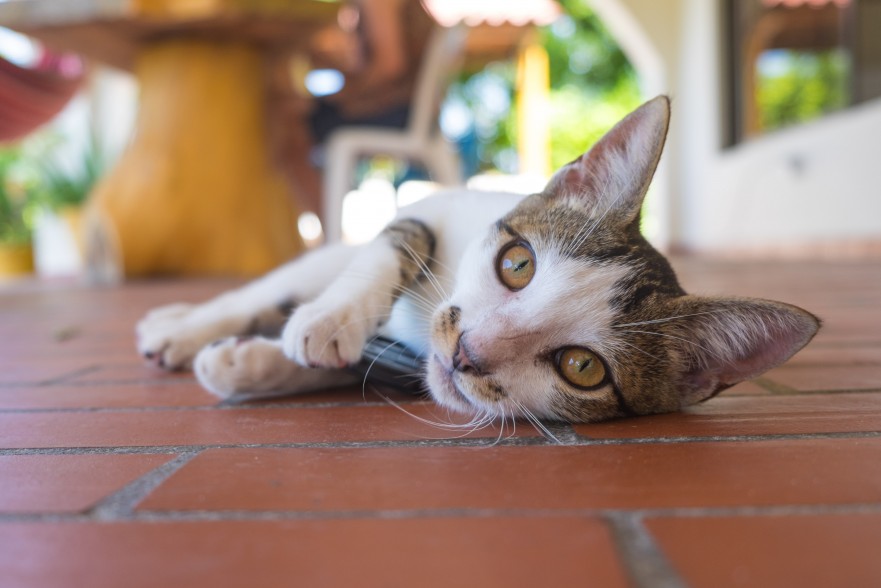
(426, 96), (820, 423)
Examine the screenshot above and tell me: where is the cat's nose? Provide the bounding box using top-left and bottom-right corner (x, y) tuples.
(452, 333), (481, 374)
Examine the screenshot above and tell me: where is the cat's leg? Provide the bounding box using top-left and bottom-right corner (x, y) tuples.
(282, 218), (436, 368)
(136, 243), (357, 370)
(194, 336), (357, 400)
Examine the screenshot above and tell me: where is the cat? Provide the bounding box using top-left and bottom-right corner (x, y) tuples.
(136, 96), (820, 424)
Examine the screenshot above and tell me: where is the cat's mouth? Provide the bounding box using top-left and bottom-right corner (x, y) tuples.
(426, 354), (476, 412)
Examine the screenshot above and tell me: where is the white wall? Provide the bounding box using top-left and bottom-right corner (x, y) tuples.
(594, 0), (881, 254)
(694, 98), (881, 251)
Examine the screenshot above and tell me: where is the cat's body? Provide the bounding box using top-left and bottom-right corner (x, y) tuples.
(137, 97), (820, 423)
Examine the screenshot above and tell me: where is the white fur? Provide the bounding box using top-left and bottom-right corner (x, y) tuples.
(135, 98), (672, 412)
(195, 337), (355, 400)
(137, 190), (525, 395)
(425, 228), (631, 418)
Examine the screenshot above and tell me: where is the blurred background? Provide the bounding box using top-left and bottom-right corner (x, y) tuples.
(0, 0), (879, 282)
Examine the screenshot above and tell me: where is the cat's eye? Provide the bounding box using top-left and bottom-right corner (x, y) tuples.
(496, 241), (536, 291)
(555, 347), (607, 389)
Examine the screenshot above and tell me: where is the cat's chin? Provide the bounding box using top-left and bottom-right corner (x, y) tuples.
(424, 355), (477, 415)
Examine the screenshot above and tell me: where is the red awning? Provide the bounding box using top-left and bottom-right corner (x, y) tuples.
(0, 49), (83, 142)
(423, 0), (561, 27)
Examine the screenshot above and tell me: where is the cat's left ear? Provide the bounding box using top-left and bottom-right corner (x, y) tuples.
(663, 296), (820, 406)
(545, 95), (670, 224)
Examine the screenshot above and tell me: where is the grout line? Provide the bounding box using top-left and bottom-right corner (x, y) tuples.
(1, 429), (879, 456)
(753, 377), (799, 395)
(762, 387), (881, 396)
(3, 385), (881, 415)
(36, 366), (103, 386)
(89, 451), (200, 520)
(564, 429), (881, 447)
(605, 512), (686, 588)
(0, 398), (430, 415)
(0, 435), (551, 456)
(0, 377), (200, 389)
(541, 422), (580, 445)
(2, 503), (881, 525)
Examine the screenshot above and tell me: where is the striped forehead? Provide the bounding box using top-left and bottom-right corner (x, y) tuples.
(495, 202), (631, 259)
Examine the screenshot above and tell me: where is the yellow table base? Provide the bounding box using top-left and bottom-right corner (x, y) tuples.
(87, 38), (303, 278)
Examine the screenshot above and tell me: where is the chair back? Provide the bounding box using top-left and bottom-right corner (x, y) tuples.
(407, 23), (468, 141)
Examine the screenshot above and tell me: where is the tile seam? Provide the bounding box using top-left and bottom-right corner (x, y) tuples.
(90, 451), (201, 520)
(4, 389), (880, 414)
(0, 399), (429, 414)
(570, 429), (881, 446)
(0, 435), (552, 455)
(604, 512), (687, 588)
(36, 365), (103, 386)
(2, 429), (881, 455)
(2, 503), (880, 524)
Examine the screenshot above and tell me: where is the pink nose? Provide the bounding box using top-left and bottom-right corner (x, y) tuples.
(452, 334), (479, 374)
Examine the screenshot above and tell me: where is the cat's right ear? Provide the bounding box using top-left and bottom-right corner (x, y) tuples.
(662, 296), (821, 406)
(544, 95), (671, 224)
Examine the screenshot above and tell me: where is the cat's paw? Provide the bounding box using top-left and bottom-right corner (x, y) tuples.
(195, 336), (355, 400)
(136, 302), (247, 371)
(194, 336), (301, 399)
(281, 298), (380, 369)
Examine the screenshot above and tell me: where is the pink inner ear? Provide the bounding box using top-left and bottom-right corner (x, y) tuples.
(678, 302), (820, 406)
(543, 96), (671, 220)
(561, 155), (588, 187)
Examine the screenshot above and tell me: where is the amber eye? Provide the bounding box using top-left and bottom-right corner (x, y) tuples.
(496, 241), (536, 291)
(556, 347), (607, 389)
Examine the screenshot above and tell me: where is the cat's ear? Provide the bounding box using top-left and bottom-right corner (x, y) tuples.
(545, 95), (670, 223)
(663, 297), (820, 406)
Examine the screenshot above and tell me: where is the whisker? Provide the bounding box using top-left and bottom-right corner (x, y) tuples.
(393, 237), (449, 303)
(614, 310), (729, 328)
(375, 391), (496, 432)
(612, 338), (664, 362)
(514, 400), (562, 445)
(617, 329), (723, 360)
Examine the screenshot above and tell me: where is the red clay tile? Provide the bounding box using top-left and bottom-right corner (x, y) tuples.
(764, 364), (881, 392)
(58, 362), (198, 384)
(576, 392), (881, 439)
(0, 454), (173, 513)
(0, 517), (628, 588)
(717, 379), (771, 396)
(139, 439), (881, 512)
(0, 381), (418, 410)
(0, 383), (216, 410)
(787, 344), (881, 366)
(647, 514), (881, 588)
(0, 403), (537, 449)
(0, 360), (99, 385)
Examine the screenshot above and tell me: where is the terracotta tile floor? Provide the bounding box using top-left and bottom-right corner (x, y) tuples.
(1, 258), (880, 588)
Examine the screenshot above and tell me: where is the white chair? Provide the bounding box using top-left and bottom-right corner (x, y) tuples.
(322, 24), (468, 243)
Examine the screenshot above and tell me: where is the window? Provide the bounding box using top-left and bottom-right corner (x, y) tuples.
(728, 0), (881, 144)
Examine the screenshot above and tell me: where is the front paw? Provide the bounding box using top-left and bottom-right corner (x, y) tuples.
(136, 302), (245, 371)
(195, 336), (297, 399)
(281, 300), (376, 369)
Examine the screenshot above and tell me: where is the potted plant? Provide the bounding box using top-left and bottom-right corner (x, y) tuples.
(31, 132), (107, 275)
(37, 132), (104, 215)
(0, 146), (36, 276)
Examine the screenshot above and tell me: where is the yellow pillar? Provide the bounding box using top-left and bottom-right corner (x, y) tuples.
(516, 31), (551, 178)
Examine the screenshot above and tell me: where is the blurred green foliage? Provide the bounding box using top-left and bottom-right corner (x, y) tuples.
(34, 132), (106, 211)
(0, 133), (105, 245)
(449, 0), (641, 173)
(541, 0), (641, 169)
(0, 146), (37, 245)
(756, 49), (850, 132)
